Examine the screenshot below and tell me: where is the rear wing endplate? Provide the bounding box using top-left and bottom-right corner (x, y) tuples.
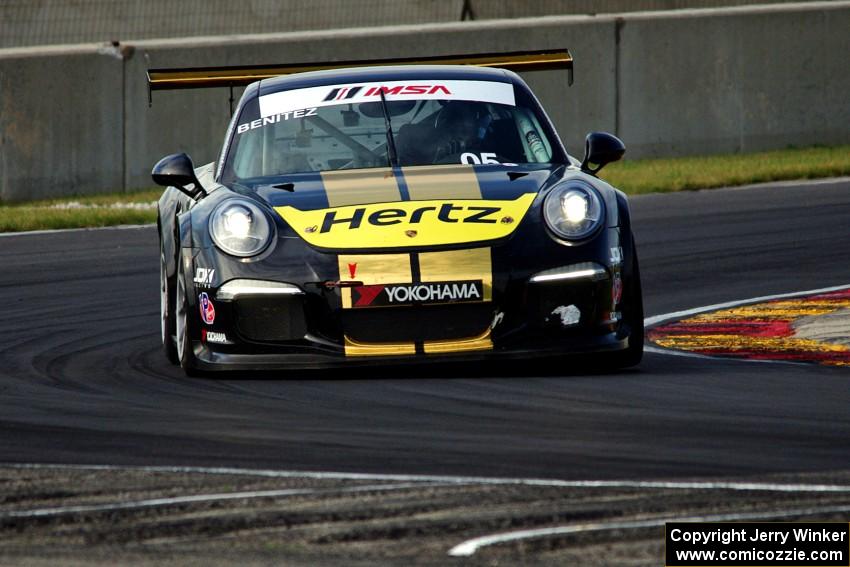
(146, 49), (573, 109)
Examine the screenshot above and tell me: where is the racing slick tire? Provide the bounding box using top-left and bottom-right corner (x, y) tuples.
(175, 254), (203, 377)
(160, 241), (179, 365)
(607, 238), (644, 369)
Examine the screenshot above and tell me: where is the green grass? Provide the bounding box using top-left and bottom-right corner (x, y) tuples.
(0, 188), (162, 208)
(1, 145), (849, 233)
(0, 208), (158, 233)
(599, 145), (850, 195)
(0, 188), (160, 233)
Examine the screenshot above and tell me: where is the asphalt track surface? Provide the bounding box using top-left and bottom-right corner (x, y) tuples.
(2, 178), (849, 481)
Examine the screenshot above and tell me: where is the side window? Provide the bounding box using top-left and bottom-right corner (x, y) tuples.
(514, 108), (552, 163)
(220, 97), (261, 183)
(232, 130), (263, 178)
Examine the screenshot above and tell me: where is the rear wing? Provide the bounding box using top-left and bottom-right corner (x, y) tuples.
(146, 49), (573, 110)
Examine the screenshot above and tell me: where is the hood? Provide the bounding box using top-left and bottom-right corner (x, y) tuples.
(254, 164), (563, 251)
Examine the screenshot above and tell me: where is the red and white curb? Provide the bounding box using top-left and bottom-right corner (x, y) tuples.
(646, 284), (850, 366)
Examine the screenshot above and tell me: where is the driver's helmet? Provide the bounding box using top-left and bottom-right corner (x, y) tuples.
(434, 101), (485, 143)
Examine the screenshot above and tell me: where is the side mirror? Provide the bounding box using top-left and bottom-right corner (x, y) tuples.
(580, 132), (625, 175)
(151, 153), (205, 198)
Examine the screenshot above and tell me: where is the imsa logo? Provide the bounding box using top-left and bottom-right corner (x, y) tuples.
(323, 84), (451, 102)
(352, 280), (484, 308)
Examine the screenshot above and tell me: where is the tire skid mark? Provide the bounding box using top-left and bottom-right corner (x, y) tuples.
(126, 344), (265, 397)
(3, 304), (156, 339)
(30, 330), (156, 394)
(0, 269), (153, 290)
(0, 332), (103, 392)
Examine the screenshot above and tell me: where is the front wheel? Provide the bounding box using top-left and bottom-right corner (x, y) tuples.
(608, 241), (644, 369)
(160, 244), (179, 365)
(175, 255), (203, 377)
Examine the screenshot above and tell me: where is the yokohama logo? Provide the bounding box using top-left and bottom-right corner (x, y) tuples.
(323, 84), (451, 102)
(352, 280), (484, 308)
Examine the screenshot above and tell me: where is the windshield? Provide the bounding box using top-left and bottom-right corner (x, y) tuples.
(220, 79), (560, 183)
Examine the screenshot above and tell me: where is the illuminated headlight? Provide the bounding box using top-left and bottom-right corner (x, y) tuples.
(209, 200), (273, 257)
(543, 183), (604, 241)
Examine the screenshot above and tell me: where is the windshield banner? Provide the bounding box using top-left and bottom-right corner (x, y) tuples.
(258, 80), (515, 118)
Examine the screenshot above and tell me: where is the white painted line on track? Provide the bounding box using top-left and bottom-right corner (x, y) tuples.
(644, 345), (716, 360)
(696, 175), (850, 193)
(4, 463), (850, 494)
(7, 465), (850, 557)
(629, 175), (850, 200)
(643, 345), (806, 365)
(0, 482), (444, 519)
(447, 503), (850, 557)
(645, 284), (850, 328)
(0, 223), (153, 238)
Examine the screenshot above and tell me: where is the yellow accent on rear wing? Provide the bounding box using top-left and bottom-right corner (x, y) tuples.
(146, 49), (573, 103)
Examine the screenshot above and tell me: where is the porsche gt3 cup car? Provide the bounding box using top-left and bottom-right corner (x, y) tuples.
(152, 51), (643, 374)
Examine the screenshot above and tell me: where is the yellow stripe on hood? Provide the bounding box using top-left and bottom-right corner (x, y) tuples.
(320, 168), (400, 206)
(403, 165), (482, 200)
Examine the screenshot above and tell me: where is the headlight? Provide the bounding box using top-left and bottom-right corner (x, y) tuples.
(209, 200), (273, 257)
(543, 183), (604, 241)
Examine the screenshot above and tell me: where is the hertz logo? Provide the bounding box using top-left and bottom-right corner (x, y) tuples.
(274, 194), (536, 250)
(320, 204), (501, 233)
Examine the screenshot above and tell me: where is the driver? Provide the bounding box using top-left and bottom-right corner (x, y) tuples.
(432, 101), (490, 161)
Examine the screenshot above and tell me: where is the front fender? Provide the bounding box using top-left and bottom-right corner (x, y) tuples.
(157, 187), (184, 280)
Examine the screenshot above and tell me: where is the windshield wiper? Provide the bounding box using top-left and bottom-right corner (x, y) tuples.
(378, 90), (399, 168)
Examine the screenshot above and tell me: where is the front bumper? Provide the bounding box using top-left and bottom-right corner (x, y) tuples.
(188, 259), (629, 371)
(192, 331), (629, 371)
(183, 218), (632, 371)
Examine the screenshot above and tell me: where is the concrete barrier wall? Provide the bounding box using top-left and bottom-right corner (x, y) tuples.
(2, 0), (822, 49)
(1, 2), (848, 201)
(618, 3), (850, 156)
(0, 45), (125, 201)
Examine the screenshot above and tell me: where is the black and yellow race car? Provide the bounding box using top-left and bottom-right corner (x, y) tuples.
(151, 50), (643, 374)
